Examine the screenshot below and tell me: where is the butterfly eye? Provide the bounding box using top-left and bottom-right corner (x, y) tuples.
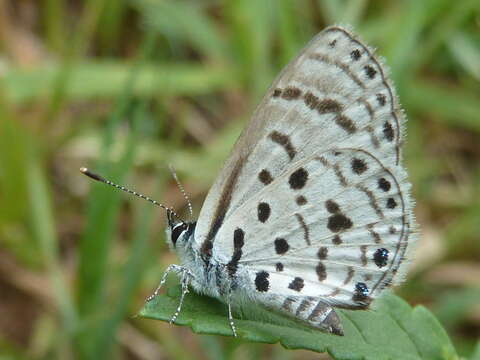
(171, 223), (188, 246)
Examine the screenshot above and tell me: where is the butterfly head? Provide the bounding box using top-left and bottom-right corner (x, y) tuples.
(166, 210), (196, 250)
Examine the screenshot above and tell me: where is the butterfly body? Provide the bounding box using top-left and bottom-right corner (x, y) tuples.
(151, 25), (416, 337)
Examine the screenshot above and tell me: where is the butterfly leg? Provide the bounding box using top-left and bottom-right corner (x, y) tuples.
(169, 268), (193, 324)
(227, 289), (238, 337)
(146, 264), (188, 302)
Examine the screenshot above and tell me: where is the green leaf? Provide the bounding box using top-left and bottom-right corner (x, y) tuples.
(140, 285), (458, 360)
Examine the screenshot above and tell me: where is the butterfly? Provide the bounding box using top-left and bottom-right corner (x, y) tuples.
(82, 25), (416, 337)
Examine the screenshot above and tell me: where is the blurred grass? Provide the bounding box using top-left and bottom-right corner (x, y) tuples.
(4, 63), (234, 103)
(0, 0), (479, 359)
(76, 30), (158, 360)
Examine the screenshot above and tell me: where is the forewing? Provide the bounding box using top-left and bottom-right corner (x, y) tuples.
(194, 26), (406, 256)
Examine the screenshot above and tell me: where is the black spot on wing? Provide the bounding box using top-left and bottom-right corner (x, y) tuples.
(227, 228), (245, 276)
(352, 158), (368, 174)
(351, 49), (361, 61)
(376, 93), (386, 106)
(353, 282), (370, 302)
(255, 271), (270, 292)
(233, 228), (245, 249)
(289, 168), (308, 189)
(288, 277), (305, 292)
(316, 262), (327, 281)
(274, 238), (289, 254)
(227, 249), (242, 276)
(296, 195), (307, 206)
(373, 248), (389, 268)
(327, 214), (353, 232)
(383, 122), (394, 141)
(364, 65), (377, 79)
(332, 235), (342, 245)
(317, 247), (328, 260)
(387, 197), (397, 209)
(325, 199), (340, 214)
(378, 177), (391, 192)
(257, 202), (271, 223)
(258, 169), (273, 185)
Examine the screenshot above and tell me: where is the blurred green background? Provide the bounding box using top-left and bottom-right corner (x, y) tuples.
(0, 0), (479, 359)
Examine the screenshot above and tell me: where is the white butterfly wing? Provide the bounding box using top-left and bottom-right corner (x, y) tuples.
(213, 149), (414, 308)
(195, 26), (406, 253)
(193, 26), (416, 309)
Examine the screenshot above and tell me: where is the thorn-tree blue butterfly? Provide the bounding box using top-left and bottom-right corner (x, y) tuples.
(81, 25), (417, 337)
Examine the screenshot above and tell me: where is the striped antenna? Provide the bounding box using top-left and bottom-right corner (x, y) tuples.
(169, 164), (193, 221)
(80, 167), (181, 220)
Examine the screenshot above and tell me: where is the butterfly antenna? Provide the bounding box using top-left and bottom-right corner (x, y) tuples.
(168, 164), (193, 221)
(80, 167), (181, 220)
